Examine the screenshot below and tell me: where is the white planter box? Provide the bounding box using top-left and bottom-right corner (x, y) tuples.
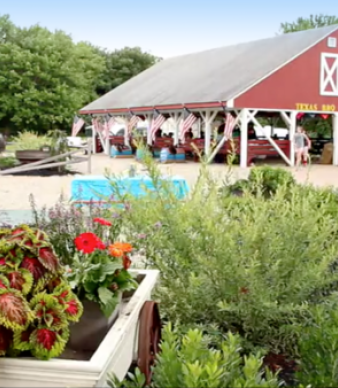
(0, 269), (159, 388)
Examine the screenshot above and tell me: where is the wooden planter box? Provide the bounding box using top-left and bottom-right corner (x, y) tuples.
(0, 269), (159, 388)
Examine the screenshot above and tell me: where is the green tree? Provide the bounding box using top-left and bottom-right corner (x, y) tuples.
(280, 14), (338, 33)
(0, 14), (160, 134)
(96, 47), (161, 95)
(0, 15), (105, 133)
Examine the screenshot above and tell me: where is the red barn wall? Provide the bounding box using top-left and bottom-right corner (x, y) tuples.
(235, 29), (338, 111)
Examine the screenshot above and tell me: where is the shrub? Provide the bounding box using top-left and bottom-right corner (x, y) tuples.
(247, 165), (295, 196)
(0, 156), (18, 170)
(11, 130), (51, 150)
(119, 156), (338, 354)
(109, 324), (279, 388)
(0, 225), (82, 359)
(296, 299), (338, 387)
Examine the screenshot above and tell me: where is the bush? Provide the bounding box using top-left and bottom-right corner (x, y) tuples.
(248, 165), (295, 196)
(0, 225), (82, 359)
(225, 166), (296, 198)
(119, 156), (338, 354)
(0, 156), (18, 170)
(109, 324), (279, 388)
(296, 299), (338, 387)
(11, 130), (51, 150)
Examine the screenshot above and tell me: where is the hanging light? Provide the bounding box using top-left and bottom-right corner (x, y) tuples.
(306, 113), (316, 118)
(296, 113), (304, 120)
(320, 114), (329, 120)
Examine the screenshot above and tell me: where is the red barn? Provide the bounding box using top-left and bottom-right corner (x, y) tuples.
(80, 25), (338, 167)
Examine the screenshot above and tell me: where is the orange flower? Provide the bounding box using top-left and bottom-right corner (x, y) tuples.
(109, 247), (124, 257)
(109, 242), (132, 253)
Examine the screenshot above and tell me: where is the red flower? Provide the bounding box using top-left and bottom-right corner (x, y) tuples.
(95, 239), (106, 250)
(93, 218), (112, 227)
(74, 232), (105, 254)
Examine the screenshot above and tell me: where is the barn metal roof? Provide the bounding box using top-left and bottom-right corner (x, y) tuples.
(81, 25), (338, 113)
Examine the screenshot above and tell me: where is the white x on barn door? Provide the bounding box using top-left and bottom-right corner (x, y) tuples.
(320, 53), (338, 96)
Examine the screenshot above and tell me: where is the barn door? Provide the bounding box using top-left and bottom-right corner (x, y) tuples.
(320, 53), (338, 96)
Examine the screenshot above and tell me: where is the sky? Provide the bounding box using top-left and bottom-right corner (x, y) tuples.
(1, 0), (338, 58)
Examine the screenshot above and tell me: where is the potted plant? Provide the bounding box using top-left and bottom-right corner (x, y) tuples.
(65, 217), (137, 351)
(0, 225), (83, 360)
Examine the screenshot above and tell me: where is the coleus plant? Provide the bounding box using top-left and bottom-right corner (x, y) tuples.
(65, 217), (137, 317)
(0, 225), (82, 360)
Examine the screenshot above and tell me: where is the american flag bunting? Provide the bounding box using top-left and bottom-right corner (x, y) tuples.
(180, 109), (197, 142)
(71, 115), (85, 137)
(224, 113), (236, 139)
(150, 110), (166, 141)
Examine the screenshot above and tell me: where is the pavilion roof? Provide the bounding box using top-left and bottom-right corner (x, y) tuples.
(80, 24), (338, 114)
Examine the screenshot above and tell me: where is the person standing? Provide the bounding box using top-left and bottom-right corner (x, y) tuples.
(293, 126), (309, 168)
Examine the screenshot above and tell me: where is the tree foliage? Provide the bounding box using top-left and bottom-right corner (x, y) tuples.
(280, 14), (338, 34)
(0, 15), (159, 134)
(95, 47), (161, 95)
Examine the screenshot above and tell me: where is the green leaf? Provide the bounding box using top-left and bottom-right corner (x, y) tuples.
(98, 287), (119, 318)
(102, 262), (123, 276)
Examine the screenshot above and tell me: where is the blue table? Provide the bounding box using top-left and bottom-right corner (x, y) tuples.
(71, 175), (189, 203)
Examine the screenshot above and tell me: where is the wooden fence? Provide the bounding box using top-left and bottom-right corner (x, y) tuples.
(0, 141), (92, 176)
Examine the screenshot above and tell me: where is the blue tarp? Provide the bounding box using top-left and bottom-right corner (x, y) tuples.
(71, 175), (190, 203)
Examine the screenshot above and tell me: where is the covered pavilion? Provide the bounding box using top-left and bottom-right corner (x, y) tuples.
(80, 24), (338, 167)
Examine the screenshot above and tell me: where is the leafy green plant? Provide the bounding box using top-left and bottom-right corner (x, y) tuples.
(296, 299), (338, 387)
(11, 130), (51, 150)
(65, 218), (137, 317)
(109, 324), (279, 388)
(0, 224), (82, 359)
(0, 156), (18, 170)
(247, 165), (296, 197)
(118, 152), (338, 355)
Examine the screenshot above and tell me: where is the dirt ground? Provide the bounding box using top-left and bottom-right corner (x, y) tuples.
(0, 154), (338, 211)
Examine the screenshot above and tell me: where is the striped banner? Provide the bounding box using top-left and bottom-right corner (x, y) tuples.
(71, 115), (85, 137)
(180, 109), (197, 142)
(224, 113), (236, 139)
(128, 114), (140, 135)
(150, 110), (166, 141)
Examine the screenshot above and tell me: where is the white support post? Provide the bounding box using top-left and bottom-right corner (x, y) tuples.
(170, 112), (182, 146)
(280, 111), (292, 128)
(279, 110), (296, 166)
(333, 113), (338, 166)
(201, 110), (218, 155)
(248, 110), (292, 166)
(240, 109), (248, 168)
(105, 131), (110, 156)
(146, 114), (153, 146)
(92, 123), (97, 154)
(289, 111), (296, 166)
(207, 111), (242, 164)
